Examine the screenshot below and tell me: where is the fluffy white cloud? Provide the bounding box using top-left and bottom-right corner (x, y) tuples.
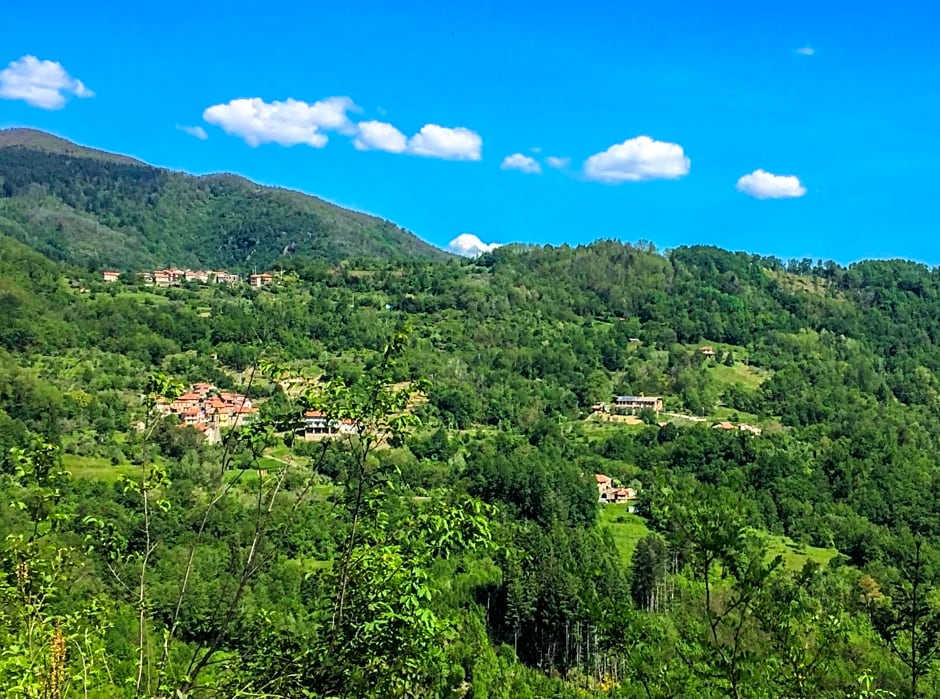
(202, 96), (357, 147)
(583, 136), (690, 183)
(407, 124), (482, 161)
(178, 124), (208, 140)
(736, 169), (806, 199)
(500, 153), (541, 174)
(447, 233), (501, 257)
(353, 120), (407, 152)
(796, 46), (815, 56)
(0, 55), (93, 109)
(546, 156), (570, 169)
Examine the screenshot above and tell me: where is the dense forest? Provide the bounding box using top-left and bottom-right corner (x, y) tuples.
(8, 138), (940, 696)
(0, 129), (446, 271)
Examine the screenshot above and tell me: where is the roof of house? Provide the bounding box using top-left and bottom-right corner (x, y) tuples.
(615, 395), (660, 402)
(594, 473), (612, 483)
(304, 410), (325, 418)
(178, 393), (201, 401)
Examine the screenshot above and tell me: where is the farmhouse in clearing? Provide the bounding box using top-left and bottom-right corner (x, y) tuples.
(595, 473), (637, 504)
(612, 395), (663, 414)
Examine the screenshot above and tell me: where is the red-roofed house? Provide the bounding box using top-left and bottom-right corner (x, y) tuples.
(612, 487), (636, 504)
(595, 474), (615, 502)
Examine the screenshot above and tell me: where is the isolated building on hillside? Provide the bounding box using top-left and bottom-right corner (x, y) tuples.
(612, 395), (663, 414)
(249, 273), (274, 288)
(595, 474), (614, 502)
(699, 346), (716, 358)
(102, 270), (120, 283)
(304, 410), (329, 436)
(612, 487), (636, 504)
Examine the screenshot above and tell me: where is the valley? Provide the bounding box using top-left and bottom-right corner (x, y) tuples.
(3, 132), (940, 698)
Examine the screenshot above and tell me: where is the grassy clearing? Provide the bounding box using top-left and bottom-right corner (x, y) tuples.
(598, 506), (650, 564)
(709, 406), (761, 423)
(63, 454), (138, 482)
(581, 413), (649, 434)
(708, 362), (770, 390)
(599, 506), (840, 573)
(761, 533), (840, 571)
(114, 290), (171, 304)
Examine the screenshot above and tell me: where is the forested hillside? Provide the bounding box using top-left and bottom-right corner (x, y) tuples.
(0, 129), (447, 270)
(6, 234), (940, 697)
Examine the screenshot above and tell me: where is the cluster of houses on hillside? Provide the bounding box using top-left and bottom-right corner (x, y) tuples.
(150, 381), (365, 445)
(154, 383), (258, 444)
(102, 269), (276, 287)
(595, 474), (637, 505)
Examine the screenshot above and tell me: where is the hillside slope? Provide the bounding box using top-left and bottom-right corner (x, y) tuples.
(0, 128), (447, 270)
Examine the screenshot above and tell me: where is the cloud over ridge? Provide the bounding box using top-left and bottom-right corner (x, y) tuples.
(408, 124), (482, 161)
(447, 233), (501, 257)
(583, 136), (690, 183)
(354, 120), (408, 152)
(736, 169), (806, 199)
(202, 96), (358, 147)
(0, 55), (93, 109)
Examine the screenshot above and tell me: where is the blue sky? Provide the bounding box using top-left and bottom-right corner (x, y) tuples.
(1, 0), (939, 263)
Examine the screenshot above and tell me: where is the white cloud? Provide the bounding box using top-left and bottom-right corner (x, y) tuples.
(202, 96), (358, 147)
(407, 124), (482, 161)
(583, 135), (690, 183)
(0, 55), (93, 109)
(796, 46), (815, 56)
(546, 156), (570, 169)
(178, 124), (208, 140)
(500, 153), (541, 174)
(447, 233), (501, 257)
(530, 146), (542, 154)
(736, 169), (806, 199)
(353, 120), (407, 152)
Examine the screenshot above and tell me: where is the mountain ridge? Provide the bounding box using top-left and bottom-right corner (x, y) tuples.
(0, 128), (449, 270)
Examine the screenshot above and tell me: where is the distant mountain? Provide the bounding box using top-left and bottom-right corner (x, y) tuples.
(0, 128), (148, 166)
(0, 128), (448, 270)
